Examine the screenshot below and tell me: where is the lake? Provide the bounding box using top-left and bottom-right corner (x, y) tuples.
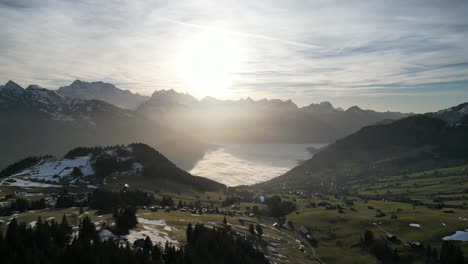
(190, 143), (327, 187)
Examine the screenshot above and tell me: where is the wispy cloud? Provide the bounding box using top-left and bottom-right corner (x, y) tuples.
(336, 39), (354, 54)
(159, 17), (322, 49)
(0, 0), (467, 112)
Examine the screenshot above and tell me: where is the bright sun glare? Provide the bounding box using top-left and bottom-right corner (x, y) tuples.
(175, 30), (244, 98)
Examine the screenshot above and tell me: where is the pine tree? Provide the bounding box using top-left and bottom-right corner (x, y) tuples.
(144, 236), (153, 252)
(186, 223), (193, 243)
(249, 224), (255, 235)
(363, 229), (374, 246)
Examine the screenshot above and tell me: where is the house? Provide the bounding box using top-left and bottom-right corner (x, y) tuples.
(298, 226), (309, 236)
(99, 229), (118, 241)
(409, 241), (422, 248)
(385, 233), (400, 242)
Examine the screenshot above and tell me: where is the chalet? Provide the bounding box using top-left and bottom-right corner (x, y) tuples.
(385, 233), (400, 242)
(409, 241), (422, 249)
(298, 225), (308, 234)
(298, 226), (310, 239)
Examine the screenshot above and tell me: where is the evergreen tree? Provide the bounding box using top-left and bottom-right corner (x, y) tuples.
(186, 223), (193, 243)
(363, 229), (374, 246)
(249, 224), (255, 235)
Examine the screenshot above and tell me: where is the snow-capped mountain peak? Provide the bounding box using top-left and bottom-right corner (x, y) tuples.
(0, 80), (134, 123)
(1, 80), (25, 96)
(57, 80), (149, 109)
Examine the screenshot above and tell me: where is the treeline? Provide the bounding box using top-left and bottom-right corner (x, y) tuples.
(361, 230), (467, 264)
(253, 195), (296, 217)
(93, 154), (134, 177)
(63, 145), (129, 159)
(0, 216), (151, 264)
(64, 146), (105, 159)
(182, 223), (269, 264)
(88, 189), (155, 211)
(0, 216), (269, 264)
(0, 197), (47, 216)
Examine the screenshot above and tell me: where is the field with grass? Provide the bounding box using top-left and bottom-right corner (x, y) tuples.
(286, 193), (468, 263)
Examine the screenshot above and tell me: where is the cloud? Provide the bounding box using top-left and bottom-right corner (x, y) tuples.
(0, 0), (467, 112)
(190, 143), (316, 186)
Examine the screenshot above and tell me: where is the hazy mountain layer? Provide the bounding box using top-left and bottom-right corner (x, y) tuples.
(57, 80), (149, 110)
(138, 89), (410, 143)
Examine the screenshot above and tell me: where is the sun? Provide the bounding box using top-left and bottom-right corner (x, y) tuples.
(175, 30), (244, 98)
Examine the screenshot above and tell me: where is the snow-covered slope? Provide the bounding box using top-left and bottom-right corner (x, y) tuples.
(428, 102), (468, 124)
(0, 146), (143, 188)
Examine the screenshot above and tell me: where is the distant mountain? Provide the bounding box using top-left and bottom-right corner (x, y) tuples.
(426, 102), (468, 124)
(0, 143), (225, 192)
(57, 80), (149, 109)
(0, 81), (208, 172)
(1, 81), (133, 122)
(258, 105), (468, 192)
(138, 89), (198, 111)
(138, 89), (411, 143)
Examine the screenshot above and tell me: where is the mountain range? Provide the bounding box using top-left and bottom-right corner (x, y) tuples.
(138, 88), (411, 143)
(0, 79), (411, 172)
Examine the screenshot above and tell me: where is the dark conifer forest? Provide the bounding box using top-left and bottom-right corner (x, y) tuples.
(0, 216), (269, 264)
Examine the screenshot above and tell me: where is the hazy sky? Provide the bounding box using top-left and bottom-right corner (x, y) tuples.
(0, 0), (467, 112)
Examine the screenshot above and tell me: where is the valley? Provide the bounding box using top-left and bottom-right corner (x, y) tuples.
(0, 80), (467, 263)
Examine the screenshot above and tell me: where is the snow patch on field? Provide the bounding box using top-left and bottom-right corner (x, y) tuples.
(0, 178), (62, 188)
(126, 226), (178, 246)
(442, 230), (468, 241)
(137, 218), (167, 226)
(125, 218), (178, 245)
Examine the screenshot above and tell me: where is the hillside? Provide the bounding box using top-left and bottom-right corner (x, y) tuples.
(259, 106), (468, 192)
(0, 143), (225, 192)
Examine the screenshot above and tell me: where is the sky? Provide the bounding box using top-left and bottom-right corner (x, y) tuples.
(0, 0), (467, 113)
